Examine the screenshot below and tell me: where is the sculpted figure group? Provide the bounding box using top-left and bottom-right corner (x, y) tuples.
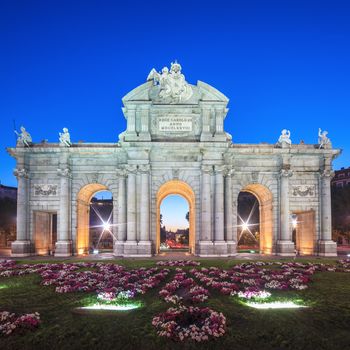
(15, 127), (72, 147)
(275, 128), (331, 149)
(147, 61), (193, 102)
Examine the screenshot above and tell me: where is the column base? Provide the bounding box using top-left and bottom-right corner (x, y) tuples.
(318, 240), (337, 257)
(212, 133), (227, 142)
(213, 241), (229, 257)
(113, 241), (124, 257)
(227, 240), (237, 256)
(197, 241), (214, 256)
(54, 241), (72, 257)
(277, 240), (295, 256)
(200, 132), (213, 142)
(123, 241), (139, 256)
(137, 241), (152, 257)
(138, 133), (151, 141)
(11, 240), (32, 257)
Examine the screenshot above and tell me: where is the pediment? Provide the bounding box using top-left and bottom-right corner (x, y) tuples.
(122, 80), (228, 105)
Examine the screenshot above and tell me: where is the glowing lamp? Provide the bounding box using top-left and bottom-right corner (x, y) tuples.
(77, 303), (141, 311)
(245, 301), (307, 309)
(93, 249), (99, 254)
(242, 222), (249, 232)
(103, 223), (111, 231)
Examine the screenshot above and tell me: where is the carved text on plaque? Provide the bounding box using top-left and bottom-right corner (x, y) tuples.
(158, 116), (192, 132)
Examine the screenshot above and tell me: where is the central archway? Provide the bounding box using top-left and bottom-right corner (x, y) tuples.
(238, 183), (274, 254)
(156, 180), (195, 254)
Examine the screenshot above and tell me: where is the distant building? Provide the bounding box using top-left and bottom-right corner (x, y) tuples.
(0, 184), (17, 200)
(331, 167), (350, 188)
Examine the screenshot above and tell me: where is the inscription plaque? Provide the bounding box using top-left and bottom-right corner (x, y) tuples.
(158, 116), (192, 132)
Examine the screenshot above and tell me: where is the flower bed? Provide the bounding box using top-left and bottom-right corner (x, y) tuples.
(159, 271), (209, 304)
(0, 311), (40, 336)
(1, 259), (350, 340)
(152, 305), (226, 342)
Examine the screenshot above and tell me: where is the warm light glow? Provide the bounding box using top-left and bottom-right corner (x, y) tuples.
(292, 218), (298, 228)
(103, 222), (111, 232)
(78, 304), (141, 311)
(244, 301), (307, 309)
(242, 222), (249, 232)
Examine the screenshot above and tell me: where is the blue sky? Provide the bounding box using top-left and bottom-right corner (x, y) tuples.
(160, 195), (189, 231)
(1, 0), (349, 187)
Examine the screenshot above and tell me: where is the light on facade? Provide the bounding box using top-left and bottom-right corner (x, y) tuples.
(244, 301), (307, 309)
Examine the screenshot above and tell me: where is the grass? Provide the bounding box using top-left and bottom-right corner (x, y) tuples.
(0, 259), (350, 350)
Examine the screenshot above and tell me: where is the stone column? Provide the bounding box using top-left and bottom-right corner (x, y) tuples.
(114, 168), (126, 256)
(138, 164), (152, 256)
(11, 167), (31, 257)
(124, 164), (138, 255)
(214, 165), (228, 255)
(319, 170), (337, 256)
(139, 106), (151, 141)
(225, 169), (237, 255)
(124, 107), (138, 141)
(277, 168), (295, 256)
(213, 108), (226, 141)
(198, 165), (214, 256)
(201, 165), (212, 241)
(200, 106), (212, 141)
(55, 167), (72, 256)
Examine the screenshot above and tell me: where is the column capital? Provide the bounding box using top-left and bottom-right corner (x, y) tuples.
(214, 165), (226, 174)
(320, 169), (335, 179)
(139, 164), (151, 173)
(280, 168), (293, 178)
(13, 168), (28, 178)
(201, 165), (213, 175)
(125, 164), (137, 174)
(57, 168), (71, 178)
(225, 167), (235, 177)
(116, 167), (127, 177)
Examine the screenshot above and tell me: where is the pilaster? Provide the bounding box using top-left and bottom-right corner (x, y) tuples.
(138, 164), (152, 256)
(213, 165), (228, 256)
(55, 166), (72, 257)
(318, 169), (337, 256)
(277, 167), (295, 256)
(11, 167), (31, 257)
(198, 164), (214, 256)
(225, 168), (237, 256)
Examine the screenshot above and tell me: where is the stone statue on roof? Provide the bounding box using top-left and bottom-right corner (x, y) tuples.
(318, 128), (331, 149)
(15, 126), (32, 147)
(277, 129), (292, 148)
(147, 61), (193, 102)
(59, 127), (72, 147)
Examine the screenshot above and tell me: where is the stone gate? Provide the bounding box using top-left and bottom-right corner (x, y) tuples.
(8, 62), (340, 257)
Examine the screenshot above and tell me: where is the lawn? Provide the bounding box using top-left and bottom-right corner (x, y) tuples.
(0, 258), (349, 350)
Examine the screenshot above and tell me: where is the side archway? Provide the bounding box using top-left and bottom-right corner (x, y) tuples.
(239, 183), (274, 254)
(76, 183), (108, 254)
(156, 180), (195, 254)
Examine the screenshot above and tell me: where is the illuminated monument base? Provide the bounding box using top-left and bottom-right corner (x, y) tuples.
(8, 62), (339, 257)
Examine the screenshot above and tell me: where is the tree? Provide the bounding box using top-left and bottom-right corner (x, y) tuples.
(185, 211), (189, 222)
